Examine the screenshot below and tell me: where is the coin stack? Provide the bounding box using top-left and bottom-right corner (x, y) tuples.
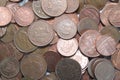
(0, 0), (120, 80)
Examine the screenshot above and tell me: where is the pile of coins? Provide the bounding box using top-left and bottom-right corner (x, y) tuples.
(0, 0), (120, 80)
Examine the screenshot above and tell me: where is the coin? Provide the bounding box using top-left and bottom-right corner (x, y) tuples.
(78, 17), (99, 35)
(65, 0), (79, 13)
(28, 20), (54, 46)
(81, 71), (90, 80)
(55, 58), (82, 80)
(32, 0), (51, 19)
(41, 0), (67, 17)
(14, 6), (34, 26)
(20, 54), (47, 80)
(0, 7), (12, 26)
(43, 51), (62, 72)
(96, 35), (117, 56)
(79, 30), (100, 57)
(0, 57), (19, 78)
(0, 0), (8, 6)
(0, 27), (7, 37)
(57, 38), (78, 57)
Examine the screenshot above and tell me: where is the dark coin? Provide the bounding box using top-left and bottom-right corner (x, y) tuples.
(43, 51), (62, 72)
(0, 0), (8, 6)
(0, 27), (7, 37)
(78, 17), (99, 35)
(28, 20), (54, 46)
(55, 58), (82, 80)
(14, 27), (37, 53)
(41, 0), (67, 17)
(0, 57), (19, 78)
(20, 54), (47, 80)
(32, 0), (51, 19)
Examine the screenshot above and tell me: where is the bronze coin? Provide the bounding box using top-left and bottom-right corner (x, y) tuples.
(79, 5), (100, 24)
(0, 0), (8, 6)
(0, 7), (12, 26)
(14, 6), (34, 26)
(41, 0), (67, 17)
(0, 27), (7, 37)
(55, 58), (82, 80)
(78, 17), (99, 35)
(79, 30), (100, 57)
(32, 0), (51, 19)
(96, 35), (117, 56)
(114, 70), (120, 80)
(28, 20), (54, 46)
(43, 51), (62, 72)
(65, 0), (79, 13)
(100, 2), (117, 26)
(14, 27), (37, 53)
(0, 57), (19, 78)
(20, 54), (47, 80)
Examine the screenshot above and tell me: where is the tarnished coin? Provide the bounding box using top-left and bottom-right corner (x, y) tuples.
(79, 5), (100, 24)
(14, 6), (34, 26)
(43, 51), (62, 72)
(96, 35), (117, 56)
(14, 27), (37, 53)
(0, 57), (19, 78)
(0, 7), (12, 26)
(41, 0), (67, 17)
(0, 27), (7, 37)
(0, 0), (8, 6)
(100, 2), (117, 26)
(28, 20), (54, 46)
(57, 38), (78, 57)
(65, 0), (79, 13)
(32, 0), (51, 19)
(55, 58), (82, 80)
(54, 15), (77, 39)
(79, 30), (100, 57)
(20, 54), (47, 80)
(78, 17), (99, 35)
(1, 24), (17, 43)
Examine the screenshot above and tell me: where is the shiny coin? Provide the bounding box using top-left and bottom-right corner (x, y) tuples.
(28, 20), (54, 46)
(0, 27), (7, 37)
(57, 38), (78, 57)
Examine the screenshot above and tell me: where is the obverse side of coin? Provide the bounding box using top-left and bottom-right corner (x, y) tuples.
(55, 58), (82, 80)
(0, 27), (7, 37)
(0, 57), (19, 78)
(28, 20), (54, 46)
(41, 0), (67, 17)
(14, 27), (37, 53)
(66, 0), (79, 13)
(79, 30), (100, 57)
(32, 0), (51, 19)
(20, 54), (47, 80)
(57, 38), (78, 57)
(96, 35), (117, 56)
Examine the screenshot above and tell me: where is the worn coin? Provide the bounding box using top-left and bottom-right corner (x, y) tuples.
(79, 30), (100, 57)
(41, 0), (67, 17)
(0, 27), (7, 37)
(28, 20), (54, 46)
(57, 38), (78, 57)
(0, 57), (19, 78)
(55, 58), (82, 80)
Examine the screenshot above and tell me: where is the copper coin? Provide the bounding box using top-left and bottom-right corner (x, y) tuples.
(20, 54), (47, 80)
(114, 70), (120, 80)
(57, 38), (78, 57)
(0, 27), (7, 37)
(28, 20), (54, 46)
(79, 5), (100, 24)
(14, 27), (37, 53)
(55, 58), (82, 80)
(0, 7), (12, 26)
(108, 5), (120, 27)
(65, 0), (79, 13)
(32, 0), (51, 19)
(54, 15), (77, 39)
(78, 17), (99, 35)
(14, 6), (34, 26)
(0, 0), (8, 6)
(41, 0), (67, 17)
(94, 60), (115, 80)
(79, 30), (100, 57)
(100, 2), (117, 26)
(0, 57), (19, 78)
(43, 51), (62, 72)
(96, 35), (117, 56)
(100, 25), (120, 43)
